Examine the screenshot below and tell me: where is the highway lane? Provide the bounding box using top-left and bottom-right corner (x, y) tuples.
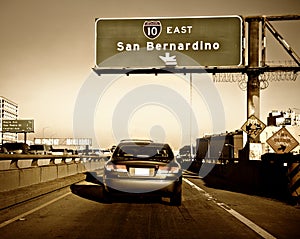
(0, 175), (299, 239)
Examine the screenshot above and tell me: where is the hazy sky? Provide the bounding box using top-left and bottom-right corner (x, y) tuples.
(0, 0), (299, 149)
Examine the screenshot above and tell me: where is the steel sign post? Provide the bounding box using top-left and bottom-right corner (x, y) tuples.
(95, 16), (243, 68)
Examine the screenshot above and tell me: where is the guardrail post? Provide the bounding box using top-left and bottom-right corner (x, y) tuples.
(31, 158), (39, 167)
(10, 159), (19, 169)
(71, 156), (77, 164)
(49, 158), (55, 165)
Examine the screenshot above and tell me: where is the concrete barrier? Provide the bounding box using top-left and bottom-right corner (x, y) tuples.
(20, 167), (40, 188)
(40, 165), (58, 183)
(0, 154), (107, 192)
(0, 174), (86, 210)
(202, 154), (295, 202)
(57, 164), (68, 178)
(0, 169), (19, 191)
(67, 163), (78, 175)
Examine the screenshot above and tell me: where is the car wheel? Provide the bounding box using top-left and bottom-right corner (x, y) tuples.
(170, 187), (182, 206)
(102, 187), (112, 203)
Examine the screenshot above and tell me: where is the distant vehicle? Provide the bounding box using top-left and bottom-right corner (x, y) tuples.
(51, 148), (68, 156)
(1, 142), (29, 154)
(29, 144), (52, 155)
(103, 140), (182, 205)
(110, 145), (116, 153)
(101, 149), (112, 159)
(66, 149), (78, 155)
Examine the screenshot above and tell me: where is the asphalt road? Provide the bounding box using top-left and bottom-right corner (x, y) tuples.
(0, 174), (299, 239)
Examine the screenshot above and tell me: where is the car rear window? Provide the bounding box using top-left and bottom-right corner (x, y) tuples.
(30, 145), (44, 150)
(112, 143), (174, 161)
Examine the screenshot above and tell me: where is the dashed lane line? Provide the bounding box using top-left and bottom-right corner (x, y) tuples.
(183, 178), (277, 239)
(0, 192), (72, 229)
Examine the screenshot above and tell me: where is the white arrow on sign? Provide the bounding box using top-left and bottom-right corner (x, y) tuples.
(159, 52), (177, 66)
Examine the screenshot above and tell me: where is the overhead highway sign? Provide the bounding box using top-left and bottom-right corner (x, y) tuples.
(95, 16), (243, 68)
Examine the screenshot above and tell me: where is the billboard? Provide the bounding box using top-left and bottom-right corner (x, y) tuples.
(95, 16), (243, 68)
(34, 138), (92, 146)
(2, 119), (34, 133)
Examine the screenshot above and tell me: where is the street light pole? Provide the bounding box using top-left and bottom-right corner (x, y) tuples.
(42, 127), (50, 138)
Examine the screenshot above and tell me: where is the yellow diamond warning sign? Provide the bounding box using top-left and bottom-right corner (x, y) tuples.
(241, 115), (266, 139)
(266, 127), (299, 154)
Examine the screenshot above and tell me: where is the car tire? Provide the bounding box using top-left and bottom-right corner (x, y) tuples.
(170, 187), (182, 206)
(102, 187), (112, 203)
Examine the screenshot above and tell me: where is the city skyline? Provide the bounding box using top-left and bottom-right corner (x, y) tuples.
(1, 0), (300, 149)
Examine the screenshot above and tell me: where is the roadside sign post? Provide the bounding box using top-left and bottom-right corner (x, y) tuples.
(246, 18), (261, 131)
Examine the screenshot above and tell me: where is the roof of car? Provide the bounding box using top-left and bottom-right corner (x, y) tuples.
(120, 139), (153, 143)
(119, 140), (161, 144)
(117, 141), (171, 149)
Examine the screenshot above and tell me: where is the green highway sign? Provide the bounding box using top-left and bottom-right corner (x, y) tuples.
(2, 119), (34, 133)
(95, 16), (243, 68)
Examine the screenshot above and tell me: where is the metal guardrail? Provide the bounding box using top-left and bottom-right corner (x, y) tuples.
(0, 153), (110, 169)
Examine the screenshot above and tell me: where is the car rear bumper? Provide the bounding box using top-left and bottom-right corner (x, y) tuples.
(104, 177), (182, 194)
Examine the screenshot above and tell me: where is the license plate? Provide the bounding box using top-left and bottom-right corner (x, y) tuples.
(130, 168), (152, 176)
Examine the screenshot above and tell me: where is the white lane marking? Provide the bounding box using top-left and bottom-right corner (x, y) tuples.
(183, 178), (277, 239)
(0, 192), (72, 229)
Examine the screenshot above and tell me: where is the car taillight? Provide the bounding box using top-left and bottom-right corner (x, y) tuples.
(157, 165), (180, 174)
(105, 163), (127, 172)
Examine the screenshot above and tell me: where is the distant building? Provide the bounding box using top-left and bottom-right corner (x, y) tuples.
(0, 96), (19, 143)
(267, 109), (300, 126)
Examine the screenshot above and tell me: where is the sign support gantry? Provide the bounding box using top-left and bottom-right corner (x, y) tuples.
(92, 15), (300, 145)
(245, 15), (300, 142)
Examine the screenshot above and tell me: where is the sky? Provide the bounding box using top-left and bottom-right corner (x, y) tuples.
(0, 0), (300, 150)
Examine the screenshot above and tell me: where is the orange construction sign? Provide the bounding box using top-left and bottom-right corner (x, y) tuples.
(266, 127), (299, 154)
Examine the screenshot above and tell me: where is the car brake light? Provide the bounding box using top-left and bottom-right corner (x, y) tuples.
(105, 163), (127, 172)
(157, 165), (179, 174)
